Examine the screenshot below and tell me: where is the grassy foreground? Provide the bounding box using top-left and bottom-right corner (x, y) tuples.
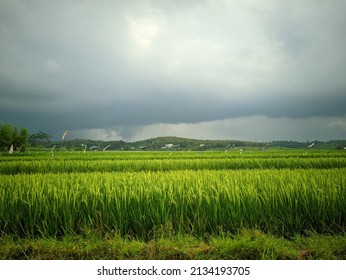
(1, 150), (345, 260)
(1, 230), (345, 260)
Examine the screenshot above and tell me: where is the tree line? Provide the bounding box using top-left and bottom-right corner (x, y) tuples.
(1, 123), (345, 152)
(0, 123), (29, 152)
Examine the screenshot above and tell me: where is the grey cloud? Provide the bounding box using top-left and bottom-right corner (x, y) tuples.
(104, 116), (346, 143)
(1, 0), (346, 141)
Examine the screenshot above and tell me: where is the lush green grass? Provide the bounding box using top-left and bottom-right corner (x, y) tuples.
(0, 150), (345, 259)
(1, 151), (346, 174)
(1, 231), (345, 260)
(2, 157), (346, 174)
(1, 169), (345, 238)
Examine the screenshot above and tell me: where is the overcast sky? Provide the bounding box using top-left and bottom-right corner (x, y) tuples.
(1, 0), (346, 142)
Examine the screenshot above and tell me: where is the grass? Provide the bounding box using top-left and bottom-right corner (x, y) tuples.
(1, 156), (346, 174)
(1, 230), (345, 260)
(1, 169), (345, 239)
(0, 150), (345, 259)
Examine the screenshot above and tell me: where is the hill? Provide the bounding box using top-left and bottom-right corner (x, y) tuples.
(28, 135), (346, 151)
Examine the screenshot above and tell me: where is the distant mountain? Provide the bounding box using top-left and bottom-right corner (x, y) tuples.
(29, 135), (346, 151)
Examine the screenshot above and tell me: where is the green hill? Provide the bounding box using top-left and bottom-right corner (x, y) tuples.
(28, 135), (346, 151)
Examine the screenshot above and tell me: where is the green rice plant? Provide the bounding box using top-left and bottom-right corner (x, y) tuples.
(1, 167), (345, 239)
(1, 156), (346, 175)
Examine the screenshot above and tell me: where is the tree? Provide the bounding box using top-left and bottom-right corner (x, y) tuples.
(29, 131), (52, 147)
(19, 128), (29, 151)
(0, 124), (14, 151)
(0, 123), (30, 152)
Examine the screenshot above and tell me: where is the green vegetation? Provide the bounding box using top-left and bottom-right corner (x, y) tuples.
(0, 150), (345, 259)
(1, 168), (345, 238)
(26, 134), (346, 151)
(0, 123), (29, 152)
(1, 231), (345, 260)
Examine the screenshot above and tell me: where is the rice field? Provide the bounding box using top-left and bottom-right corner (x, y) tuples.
(0, 150), (345, 241)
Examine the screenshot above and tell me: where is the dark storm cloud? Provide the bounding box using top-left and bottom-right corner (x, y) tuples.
(1, 0), (346, 140)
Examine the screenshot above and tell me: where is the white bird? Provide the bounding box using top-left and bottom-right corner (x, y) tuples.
(225, 144), (234, 152)
(81, 144), (87, 153)
(308, 143), (315, 148)
(51, 145), (56, 157)
(103, 145), (111, 151)
(9, 144), (14, 154)
(61, 130), (68, 140)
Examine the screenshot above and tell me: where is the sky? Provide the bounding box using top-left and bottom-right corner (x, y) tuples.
(1, 0), (346, 142)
